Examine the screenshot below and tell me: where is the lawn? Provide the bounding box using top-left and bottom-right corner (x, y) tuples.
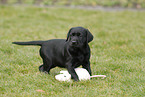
(0, 5), (145, 97)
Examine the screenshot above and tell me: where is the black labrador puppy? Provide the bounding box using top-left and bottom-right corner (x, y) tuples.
(13, 27), (93, 81)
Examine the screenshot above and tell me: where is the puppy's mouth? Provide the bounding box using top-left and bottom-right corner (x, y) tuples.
(69, 41), (84, 48)
(70, 41), (79, 47)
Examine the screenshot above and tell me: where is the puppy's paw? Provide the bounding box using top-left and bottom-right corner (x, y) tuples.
(39, 64), (44, 72)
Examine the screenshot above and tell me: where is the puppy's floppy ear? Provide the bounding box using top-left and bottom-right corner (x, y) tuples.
(66, 28), (73, 42)
(86, 29), (93, 43)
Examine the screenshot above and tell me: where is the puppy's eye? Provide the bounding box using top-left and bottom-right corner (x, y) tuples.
(77, 33), (80, 36)
(72, 33), (75, 36)
(64, 75), (66, 77)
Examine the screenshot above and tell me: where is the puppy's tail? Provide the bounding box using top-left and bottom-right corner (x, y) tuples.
(12, 41), (45, 46)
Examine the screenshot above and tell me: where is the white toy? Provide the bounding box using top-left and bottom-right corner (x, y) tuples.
(55, 68), (106, 82)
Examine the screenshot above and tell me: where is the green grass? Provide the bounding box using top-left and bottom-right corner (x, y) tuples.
(2, 0), (145, 8)
(0, 5), (145, 97)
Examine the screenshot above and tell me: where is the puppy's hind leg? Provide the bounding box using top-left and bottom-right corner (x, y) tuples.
(39, 48), (53, 74)
(39, 64), (44, 72)
(40, 57), (53, 74)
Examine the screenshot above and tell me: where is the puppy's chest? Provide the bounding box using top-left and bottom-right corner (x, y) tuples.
(72, 53), (85, 62)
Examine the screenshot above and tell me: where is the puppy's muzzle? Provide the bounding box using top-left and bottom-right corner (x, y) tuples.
(71, 41), (78, 45)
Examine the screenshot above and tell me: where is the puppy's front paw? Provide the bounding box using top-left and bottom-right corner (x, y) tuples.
(72, 77), (79, 81)
(74, 78), (79, 82)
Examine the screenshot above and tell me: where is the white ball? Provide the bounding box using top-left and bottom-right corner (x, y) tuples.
(55, 68), (90, 82)
(75, 68), (90, 81)
(55, 71), (71, 82)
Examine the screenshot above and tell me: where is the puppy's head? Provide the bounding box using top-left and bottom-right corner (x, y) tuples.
(66, 27), (93, 47)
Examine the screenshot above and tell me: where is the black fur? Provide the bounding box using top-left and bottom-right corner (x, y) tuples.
(13, 27), (93, 81)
